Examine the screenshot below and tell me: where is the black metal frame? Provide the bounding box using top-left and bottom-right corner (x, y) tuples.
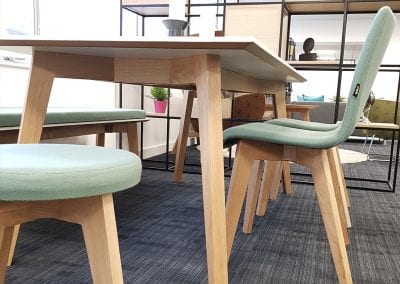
(119, 0), (399, 192)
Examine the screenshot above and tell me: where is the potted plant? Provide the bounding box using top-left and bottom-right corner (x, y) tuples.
(149, 87), (168, 113)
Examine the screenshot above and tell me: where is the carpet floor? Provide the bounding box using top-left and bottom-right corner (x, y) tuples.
(5, 143), (400, 283)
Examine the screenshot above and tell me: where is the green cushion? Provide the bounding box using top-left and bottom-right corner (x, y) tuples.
(266, 118), (339, 131)
(224, 122), (342, 149)
(224, 7), (396, 150)
(0, 144), (142, 201)
(0, 108), (146, 128)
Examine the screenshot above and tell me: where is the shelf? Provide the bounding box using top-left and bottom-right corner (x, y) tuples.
(284, 0), (400, 14)
(122, 0), (187, 16)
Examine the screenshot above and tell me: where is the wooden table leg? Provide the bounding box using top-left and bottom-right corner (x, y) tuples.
(8, 52), (56, 266)
(195, 55), (228, 283)
(173, 91), (195, 182)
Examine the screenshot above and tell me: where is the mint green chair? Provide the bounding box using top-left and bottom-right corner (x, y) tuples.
(0, 144), (142, 283)
(224, 7), (396, 284)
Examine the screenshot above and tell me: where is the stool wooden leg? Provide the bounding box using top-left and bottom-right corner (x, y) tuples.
(0, 225), (14, 282)
(256, 161), (283, 216)
(126, 123), (139, 155)
(63, 194), (123, 284)
(243, 160), (264, 234)
(308, 150), (352, 284)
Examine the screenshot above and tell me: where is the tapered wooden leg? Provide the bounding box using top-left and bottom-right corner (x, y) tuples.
(126, 123), (139, 155)
(309, 150), (352, 284)
(0, 226), (14, 281)
(281, 162), (292, 195)
(327, 149), (350, 245)
(330, 148), (351, 228)
(242, 160), (264, 234)
(336, 147), (350, 208)
(173, 91), (195, 182)
(62, 194), (123, 284)
(96, 133), (105, 147)
(226, 143), (254, 257)
(195, 55), (228, 283)
(9, 52), (56, 268)
(257, 161), (283, 216)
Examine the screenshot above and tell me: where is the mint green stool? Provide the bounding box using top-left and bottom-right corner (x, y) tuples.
(0, 144), (142, 283)
(224, 7), (396, 284)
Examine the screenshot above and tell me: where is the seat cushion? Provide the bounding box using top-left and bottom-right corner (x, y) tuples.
(0, 144), (142, 201)
(223, 122), (342, 149)
(0, 108), (146, 127)
(267, 118), (340, 131)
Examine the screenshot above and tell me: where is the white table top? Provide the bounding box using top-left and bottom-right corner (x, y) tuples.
(0, 36), (306, 83)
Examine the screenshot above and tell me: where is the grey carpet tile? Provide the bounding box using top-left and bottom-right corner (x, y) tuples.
(4, 142), (400, 283)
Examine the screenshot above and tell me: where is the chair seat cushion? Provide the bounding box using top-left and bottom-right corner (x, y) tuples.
(0, 108), (146, 127)
(223, 122), (342, 149)
(0, 144), (142, 201)
(267, 118), (340, 131)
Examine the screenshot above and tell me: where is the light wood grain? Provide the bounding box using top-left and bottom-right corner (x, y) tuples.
(256, 161), (283, 216)
(243, 160), (264, 234)
(0, 194), (123, 283)
(173, 91), (195, 182)
(302, 149), (352, 284)
(225, 4), (282, 53)
(62, 195), (123, 284)
(126, 123), (139, 155)
(226, 140), (352, 283)
(336, 147), (350, 208)
(327, 148), (350, 245)
(226, 142), (254, 256)
(0, 226), (14, 280)
(195, 54), (228, 283)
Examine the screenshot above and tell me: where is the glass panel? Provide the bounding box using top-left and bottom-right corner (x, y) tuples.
(345, 13), (400, 65)
(341, 70), (399, 102)
(291, 70), (339, 103)
(290, 14), (344, 62)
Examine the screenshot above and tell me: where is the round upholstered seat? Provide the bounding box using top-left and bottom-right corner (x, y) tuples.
(0, 144), (142, 201)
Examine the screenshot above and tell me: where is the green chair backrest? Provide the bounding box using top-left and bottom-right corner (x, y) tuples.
(335, 6), (396, 143)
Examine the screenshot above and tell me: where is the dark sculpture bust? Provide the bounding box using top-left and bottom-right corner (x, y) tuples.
(299, 38), (317, 61)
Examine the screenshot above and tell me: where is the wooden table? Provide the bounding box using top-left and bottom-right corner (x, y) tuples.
(0, 36), (305, 283)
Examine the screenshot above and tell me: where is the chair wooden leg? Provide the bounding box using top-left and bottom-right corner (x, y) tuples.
(0, 225), (14, 282)
(242, 160), (264, 234)
(309, 150), (352, 284)
(226, 142), (254, 258)
(281, 162), (292, 195)
(336, 147), (350, 208)
(126, 123), (139, 155)
(62, 194), (123, 284)
(327, 149), (350, 245)
(331, 148), (351, 228)
(256, 161), (283, 216)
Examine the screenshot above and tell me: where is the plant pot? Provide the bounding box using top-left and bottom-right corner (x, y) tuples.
(154, 100), (167, 113)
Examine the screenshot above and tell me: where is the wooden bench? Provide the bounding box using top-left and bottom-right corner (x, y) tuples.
(0, 108), (147, 154)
